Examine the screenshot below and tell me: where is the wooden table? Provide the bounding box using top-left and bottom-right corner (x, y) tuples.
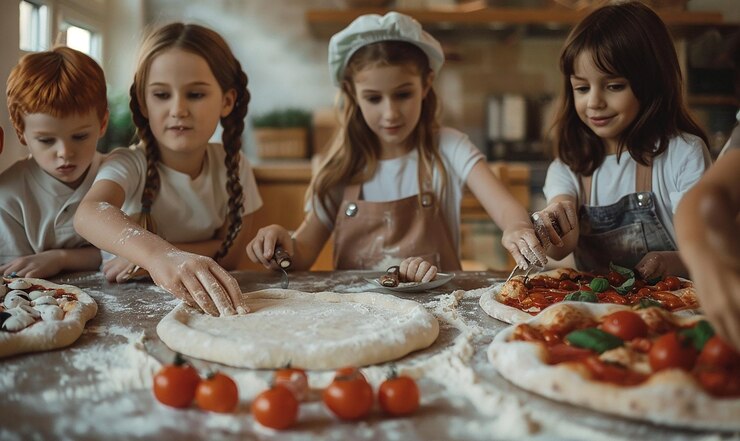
(0, 271), (727, 440)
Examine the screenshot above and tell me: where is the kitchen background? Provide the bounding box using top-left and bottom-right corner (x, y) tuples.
(0, 0), (737, 270)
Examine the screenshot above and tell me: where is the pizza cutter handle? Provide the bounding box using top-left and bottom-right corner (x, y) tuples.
(274, 247), (292, 269)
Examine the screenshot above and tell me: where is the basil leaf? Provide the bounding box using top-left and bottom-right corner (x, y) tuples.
(564, 291), (598, 302)
(636, 298), (663, 309)
(566, 328), (624, 354)
(609, 262), (635, 280)
(614, 277), (635, 295)
(589, 277), (609, 293)
(680, 320), (715, 350)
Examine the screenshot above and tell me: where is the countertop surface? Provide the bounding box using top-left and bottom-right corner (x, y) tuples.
(1, 271), (736, 441)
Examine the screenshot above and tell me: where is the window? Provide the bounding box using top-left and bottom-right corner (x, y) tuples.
(19, 0), (49, 52)
(64, 24), (93, 55)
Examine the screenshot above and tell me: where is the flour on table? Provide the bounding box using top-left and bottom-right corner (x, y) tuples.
(156, 288), (440, 369)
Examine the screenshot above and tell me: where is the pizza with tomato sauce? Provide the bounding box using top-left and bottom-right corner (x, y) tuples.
(488, 302), (740, 431)
(479, 265), (698, 324)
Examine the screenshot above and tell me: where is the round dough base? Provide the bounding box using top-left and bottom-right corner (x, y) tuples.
(156, 289), (439, 369)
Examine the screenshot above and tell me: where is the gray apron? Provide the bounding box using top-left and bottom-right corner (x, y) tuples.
(574, 163), (676, 272)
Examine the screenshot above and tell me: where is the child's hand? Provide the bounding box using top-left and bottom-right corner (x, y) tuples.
(635, 251), (685, 280)
(533, 201), (578, 248)
(148, 250), (244, 317)
(399, 257), (438, 283)
(102, 256), (143, 283)
(0, 251), (63, 278)
(502, 226), (548, 269)
(246, 225), (293, 270)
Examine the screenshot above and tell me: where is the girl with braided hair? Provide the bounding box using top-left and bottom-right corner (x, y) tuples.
(75, 23), (262, 317)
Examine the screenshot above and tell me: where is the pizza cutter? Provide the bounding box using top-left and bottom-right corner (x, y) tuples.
(504, 212), (562, 283)
(273, 247), (291, 289)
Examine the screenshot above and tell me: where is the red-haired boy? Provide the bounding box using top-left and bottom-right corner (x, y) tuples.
(1, 47), (108, 277)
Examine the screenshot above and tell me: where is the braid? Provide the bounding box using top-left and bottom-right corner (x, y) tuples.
(129, 83), (160, 234)
(213, 65), (250, 262)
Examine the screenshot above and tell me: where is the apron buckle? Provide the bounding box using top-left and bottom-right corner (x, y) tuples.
(420, 192), (433, 207)
(345, 202), (358, 217)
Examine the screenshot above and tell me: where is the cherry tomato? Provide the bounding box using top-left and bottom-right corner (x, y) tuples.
(663, 276), (681, 291)
(275, 367), (309, 401)
(696, 367), (740, 397)
(558, 280), (579, 291)
(606, 271), (626, 287)
(378, 375), (420, 416)
(583, 357), (647, 386)
(654, 281), (670, 291)
(649, 332), (698, 372)
(323, 368), (373, 420)
(698, 336), (740, 368)
(251, 385), (299, 430)
(153, 355), (201, 408)
(600, 310), (648, 341)
(195, 372), (239, 413)
(545, 343), (593, 365)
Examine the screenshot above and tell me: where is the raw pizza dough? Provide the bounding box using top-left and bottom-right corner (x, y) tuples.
(487, 302), (740, 431)
(0, 277), (98, 357)
(156, 288), (439, 369)
(479, 283), (531, 324)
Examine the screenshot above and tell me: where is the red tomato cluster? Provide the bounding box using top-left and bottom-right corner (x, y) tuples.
(152, 354), (239, 413)
(323, 367), (420, 420)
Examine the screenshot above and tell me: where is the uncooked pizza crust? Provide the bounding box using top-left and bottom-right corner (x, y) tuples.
(479, 283), (531, 324)
(0, 277), (98, 358)
(156, 288), (439, 369)
(487, 302), (740, 431)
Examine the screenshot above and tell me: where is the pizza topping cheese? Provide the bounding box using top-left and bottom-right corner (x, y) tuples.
(0, 278), (77, 332)
(509, 306), (740, 396)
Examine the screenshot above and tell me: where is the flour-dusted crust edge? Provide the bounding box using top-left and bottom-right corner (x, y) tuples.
(487, 302), (740, 431)
(479, 283), (531, 324)
(157, 288), (440, 369)
(0, 277), (98, 358)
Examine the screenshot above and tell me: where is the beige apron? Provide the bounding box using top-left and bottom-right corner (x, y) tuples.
(332, 174), (462, 271)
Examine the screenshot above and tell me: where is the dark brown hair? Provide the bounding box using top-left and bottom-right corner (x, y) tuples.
(129, 23), (250, 262)
(553, 1), (708, 175)
(310, 41), (446, 216)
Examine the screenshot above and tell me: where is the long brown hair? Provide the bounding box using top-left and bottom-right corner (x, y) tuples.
(309, 41), (447, 216)
(7, 46), (107, 142)
(129, 23), (250, 261)
(553, 1), (708, 175)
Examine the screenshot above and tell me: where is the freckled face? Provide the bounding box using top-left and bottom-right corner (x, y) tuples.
(22, 110), (107, 188)
(352, 64), (429, 158)
(571, 51), (640, 153)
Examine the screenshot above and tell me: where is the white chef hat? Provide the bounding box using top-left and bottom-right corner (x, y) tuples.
(328, 11), (444, 86)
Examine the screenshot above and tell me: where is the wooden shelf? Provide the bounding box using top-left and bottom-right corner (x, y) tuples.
(306, 7), (728, 36)
(688, 95), (739, 107)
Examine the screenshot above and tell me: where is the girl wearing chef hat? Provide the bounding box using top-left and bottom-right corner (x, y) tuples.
(247, 12), (547, 282)
(536, 1), (711, 279)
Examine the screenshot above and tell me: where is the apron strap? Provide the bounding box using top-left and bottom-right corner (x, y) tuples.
(578, 160), (653, 206)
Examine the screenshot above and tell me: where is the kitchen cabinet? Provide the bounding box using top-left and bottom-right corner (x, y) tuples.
(241, 160), (530, 271)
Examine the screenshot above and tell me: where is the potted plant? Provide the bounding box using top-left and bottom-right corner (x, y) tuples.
(100, 91), (136, 153)
(252, 108), (312, 159)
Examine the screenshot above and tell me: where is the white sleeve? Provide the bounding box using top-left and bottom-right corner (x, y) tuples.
(439, 128), (485, 185)
(543, 159), (579, 203)
(94, 147), (145, 199)
(237, 154), (263, 216)
(668, 135), (711, 214)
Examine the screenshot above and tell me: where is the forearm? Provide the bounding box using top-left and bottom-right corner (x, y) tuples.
(74, 200), (178, 270)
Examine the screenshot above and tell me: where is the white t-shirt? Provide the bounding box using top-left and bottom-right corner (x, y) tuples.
(0, 152), (104, 262)
(543, 133), (711, 243)
(310, 127), (485, 252)
(95, 144), (262, 243)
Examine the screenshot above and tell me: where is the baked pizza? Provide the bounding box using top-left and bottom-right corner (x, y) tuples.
(480, 265), (698, 324)
(0, 276), (97, 357)
(488, 302), (740, 431)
